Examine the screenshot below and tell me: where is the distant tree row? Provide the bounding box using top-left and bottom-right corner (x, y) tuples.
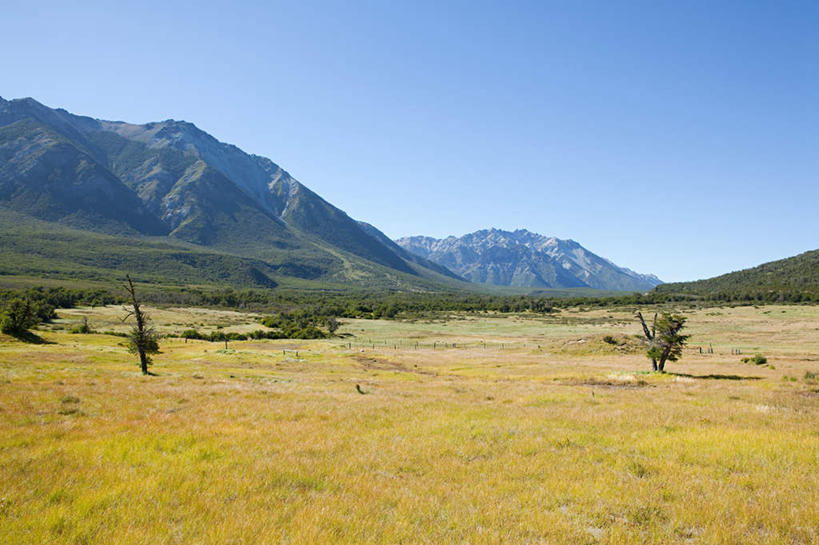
(0, 287), (121, 316)
(2, 282), (817, 330)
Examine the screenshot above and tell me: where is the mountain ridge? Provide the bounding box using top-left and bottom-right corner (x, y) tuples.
(397, 228), (661, 291)
(0, 96), (460, 290)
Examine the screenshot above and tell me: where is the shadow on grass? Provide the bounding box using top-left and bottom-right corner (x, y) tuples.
(7, 330), (53, 344)
(669, 372), (761, 381)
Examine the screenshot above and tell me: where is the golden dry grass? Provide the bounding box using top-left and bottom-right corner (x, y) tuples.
(1, 305), (817, 544)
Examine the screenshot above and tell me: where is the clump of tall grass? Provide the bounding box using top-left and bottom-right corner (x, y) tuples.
(742, 353), (767, 365)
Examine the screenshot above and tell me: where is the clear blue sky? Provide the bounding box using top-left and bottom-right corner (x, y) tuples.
(2, 0), (817, 282)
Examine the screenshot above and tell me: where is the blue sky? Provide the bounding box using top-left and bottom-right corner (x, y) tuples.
(2, 0), (817, 282)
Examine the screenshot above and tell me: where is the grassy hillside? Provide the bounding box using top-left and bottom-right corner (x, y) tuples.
(655, 249), (819, 302)
(0, 208), (281, 288)
(0, 207), (475, 293)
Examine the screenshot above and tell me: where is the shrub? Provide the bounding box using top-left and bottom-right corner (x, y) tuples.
(69, 317), (93, 334)
(248, 329), (285, 340)
(180, 329), (256, 342)
(0, 298), (40, 335)
(127, 327), (159, 357)
(288, 326), (326, 339)
(741, 354), (768, 365)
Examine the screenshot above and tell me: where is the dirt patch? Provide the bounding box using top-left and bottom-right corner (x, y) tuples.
(559, 334), (644, 355)
(560, 377), (652, 389)
(352, 355), (435, 375)
(241, 343), (304, 351)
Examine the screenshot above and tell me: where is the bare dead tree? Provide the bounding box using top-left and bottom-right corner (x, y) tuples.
(122, 275), (158, 375)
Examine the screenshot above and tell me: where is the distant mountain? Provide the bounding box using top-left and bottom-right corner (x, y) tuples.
(0, 96), (459, 290)
(396, 229), (662, 291)
(653, 249), (819, 301)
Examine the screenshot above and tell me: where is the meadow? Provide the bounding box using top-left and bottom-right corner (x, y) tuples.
(0, 304), (817, 544)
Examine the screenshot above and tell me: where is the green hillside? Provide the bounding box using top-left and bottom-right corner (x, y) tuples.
(0, 208), (279, 288)
(0, 207), (470, 293)
(654, 249), (819, 302)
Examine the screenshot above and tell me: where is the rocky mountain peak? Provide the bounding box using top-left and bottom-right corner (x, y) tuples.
(396, 229), (661, 291)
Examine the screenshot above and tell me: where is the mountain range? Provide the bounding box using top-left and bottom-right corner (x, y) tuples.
(397, 229), (662, 291)
(0, 96), (461, 290)
(1, 96), (666, 293)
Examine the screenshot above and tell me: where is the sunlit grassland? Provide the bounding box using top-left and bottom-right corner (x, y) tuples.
(1, 305), (817, 544)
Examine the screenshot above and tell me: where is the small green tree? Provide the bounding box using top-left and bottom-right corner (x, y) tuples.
(122, 276), (159, 375)
(0, 298), (40, 335)
(636, 311), (689, 372)
(70, 317), (93, 334)
(325, 316), (340, 335)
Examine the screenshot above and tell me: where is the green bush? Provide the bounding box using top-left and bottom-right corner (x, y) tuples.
(248, 329), (285, 340)
(179, 329), (258, 342)
(287, 326), (326, 339)
(741, 354), (768, 365)
(69, 317), (93, 334)
(0, 298), (40, 335)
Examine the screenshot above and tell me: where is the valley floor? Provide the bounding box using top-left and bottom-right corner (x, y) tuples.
(0, 305), (817, 544)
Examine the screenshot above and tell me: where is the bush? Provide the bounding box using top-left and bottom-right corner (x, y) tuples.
(287, 326), (326, 339)
(179, 329), (258, 342)
(69, 317), (93, 334)
(260, 312), (330, 338)
(741, 354), (768, 365)
(0, 298), (40, 335)
(248, 329), (285, 340)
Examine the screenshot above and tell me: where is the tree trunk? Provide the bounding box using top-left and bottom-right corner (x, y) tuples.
(637, 312), (658, 371)
(125, 275), (149, 375)
(658, 346), (672, 372)
(139, 350), (148, 375)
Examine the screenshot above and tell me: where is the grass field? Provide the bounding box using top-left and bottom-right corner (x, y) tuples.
(1, 305), (817, 544)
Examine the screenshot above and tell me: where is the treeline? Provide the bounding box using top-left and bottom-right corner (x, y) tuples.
(0, 286), (122, 324)
(253, 292), (560, 318)
(2, 284), (816, 330)
(651, 287), (819, 304)
(675, 290), (818, 303)
(174, 329), (305, 342)
(0, 286), (566, 316)
(119, 288), (565, 315)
